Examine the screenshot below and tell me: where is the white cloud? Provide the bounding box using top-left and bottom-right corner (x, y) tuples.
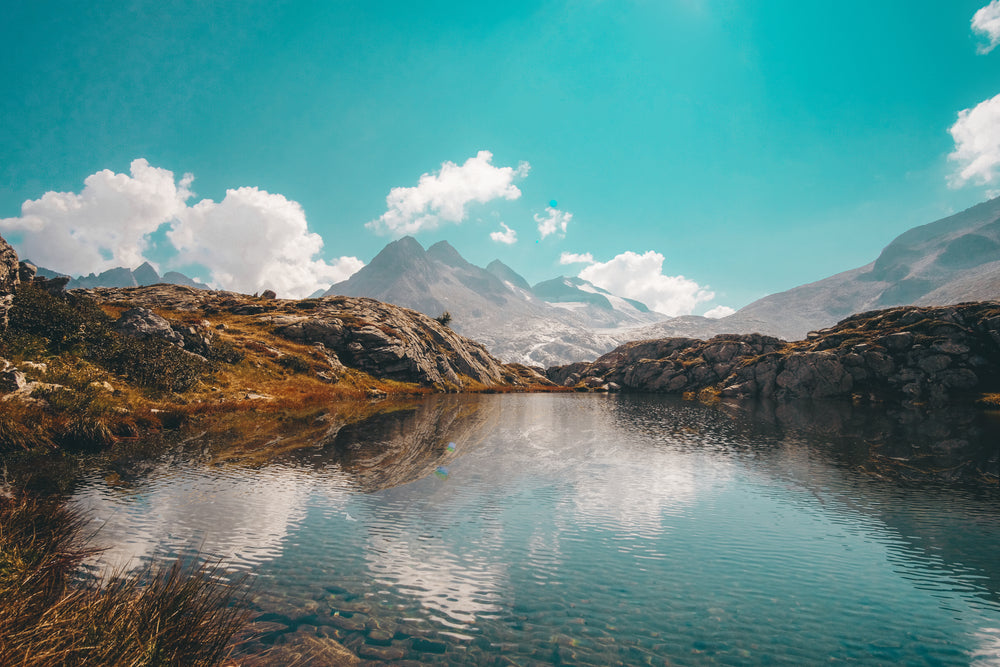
(367, 151), (530, 236)
(0, 160), (363, 299)
(169, 187), (363, 298)
(703, 305), (735, 319)
(489, 222), (517, 244)
(948, 93), (1000, 187)
(973, 1), (1000, 54)
(535, 206), (573, 239)
(0, 159), (191, 276)
(578, 250), (714, 316)
(559, 251), (594, 264)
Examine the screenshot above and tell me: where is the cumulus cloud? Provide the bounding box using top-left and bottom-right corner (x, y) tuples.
(0, 159), (191, 276)
(948, 93), (1000, 187)
(535, 206), (573, 239)
(489, 222), (517, 244)
(169, 187), (363, 297)
(367, 151), (530, 236)
(0, 160), (363, 299)
(703, 305), (735, 319)
(578, 250), (714, 316)
(559, 251), (594, 264)
(973, 1), (1000, 54)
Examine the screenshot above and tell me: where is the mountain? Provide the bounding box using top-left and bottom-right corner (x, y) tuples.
(531, 276), (655, 328)
(324, 238), (666, 366)
(29, 262), (210, 291)
(485, 259), (532, 292)
(636, 197), (1000, 342)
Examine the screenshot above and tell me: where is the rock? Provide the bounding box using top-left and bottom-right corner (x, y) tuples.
(17, 261), (36, 283)
(880, 332), (914, 351)
(274, 296), (510, 388)
(254, 634), (360, 666)
(260, 289), (277, 300)
(0, 234), (19, 330)
(546, 302), (1000, 408)
(113, 307), (185, 346)
(357, 642), (408, 661)
(329, 613), (368, 632)
(366, 628), (394, 646)
(20, 361), (47, 374)
(412, 637), (448, 654)
(0, 368), (26, 393)
(32, 275), (70, 295)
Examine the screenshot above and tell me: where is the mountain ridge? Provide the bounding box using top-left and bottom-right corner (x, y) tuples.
(324, 237), (666, 366)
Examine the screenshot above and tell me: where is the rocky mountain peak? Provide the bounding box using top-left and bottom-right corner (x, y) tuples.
(133, 261), (161, 286)
(485, 260), (532, 292)
(425, 240), (467, 267)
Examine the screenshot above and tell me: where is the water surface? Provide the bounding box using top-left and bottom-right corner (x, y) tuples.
(74, 394), (1000, 665)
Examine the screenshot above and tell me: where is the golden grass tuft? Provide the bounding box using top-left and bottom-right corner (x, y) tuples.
(0, 493), (251, 666)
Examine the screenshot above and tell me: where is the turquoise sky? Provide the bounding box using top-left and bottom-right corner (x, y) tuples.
(2, 0), (999, 311)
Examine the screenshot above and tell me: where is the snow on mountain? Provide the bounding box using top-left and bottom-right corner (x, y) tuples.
(324, 238), (668, 366)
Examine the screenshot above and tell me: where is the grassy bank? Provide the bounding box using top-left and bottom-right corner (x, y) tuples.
(0, 493), (250, 666)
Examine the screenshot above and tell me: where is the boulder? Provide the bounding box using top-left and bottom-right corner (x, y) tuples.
(0, 367), (26, 393)
(17, 261), (36, 283)
(113, 307), (185, 346)
(0, 234), (19, 330)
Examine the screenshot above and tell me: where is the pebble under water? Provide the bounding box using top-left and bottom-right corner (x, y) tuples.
(74, 393), (1000, 665)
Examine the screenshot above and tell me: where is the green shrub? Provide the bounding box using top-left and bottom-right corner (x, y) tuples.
(98, 337), (210, 393)
(205, 339), (244, 364)
(277, 354), (311, 374)
(1, 287), (119, 365)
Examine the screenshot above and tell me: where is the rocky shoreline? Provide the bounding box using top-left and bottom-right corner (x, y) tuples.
(4, 230), (1000, 415)
(547, 302), (1000, 408)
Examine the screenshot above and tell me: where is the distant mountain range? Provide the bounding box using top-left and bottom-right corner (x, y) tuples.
(36, 196), (1000, 365)
(323, 237), (665, 366)
(31, 261), (209, 291)
(634, 196), (1000, 342)
(322, 198), (1000, 362)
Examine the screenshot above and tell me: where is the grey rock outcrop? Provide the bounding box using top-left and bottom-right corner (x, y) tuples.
(548, 302), (1000, 407)
(17, 261), (36, 283)
(275, 296), (510, 388)
(113, 307), (185, 346)
(76, 285), (533, 390)
(0, 234), (19, 331)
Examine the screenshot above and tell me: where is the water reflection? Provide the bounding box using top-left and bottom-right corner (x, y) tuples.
(70, 393), (1000, 665)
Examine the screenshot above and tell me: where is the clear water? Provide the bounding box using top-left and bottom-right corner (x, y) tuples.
(74, 394), (1000, 665)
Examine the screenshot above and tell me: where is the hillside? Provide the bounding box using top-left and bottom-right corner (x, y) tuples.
(0, 233), (558, 458)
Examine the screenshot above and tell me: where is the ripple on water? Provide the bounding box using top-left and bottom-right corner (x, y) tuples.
(70, 394), (1000, 665)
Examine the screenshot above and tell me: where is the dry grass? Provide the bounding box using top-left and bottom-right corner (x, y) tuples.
(0, 494), (251, 666)
(976, 393), (1000, 409)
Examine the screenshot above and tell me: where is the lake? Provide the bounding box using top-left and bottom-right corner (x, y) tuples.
(73, 393), (1000, 665)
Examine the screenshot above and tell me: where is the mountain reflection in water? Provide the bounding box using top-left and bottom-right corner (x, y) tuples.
(73, 394), (1000, 665)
